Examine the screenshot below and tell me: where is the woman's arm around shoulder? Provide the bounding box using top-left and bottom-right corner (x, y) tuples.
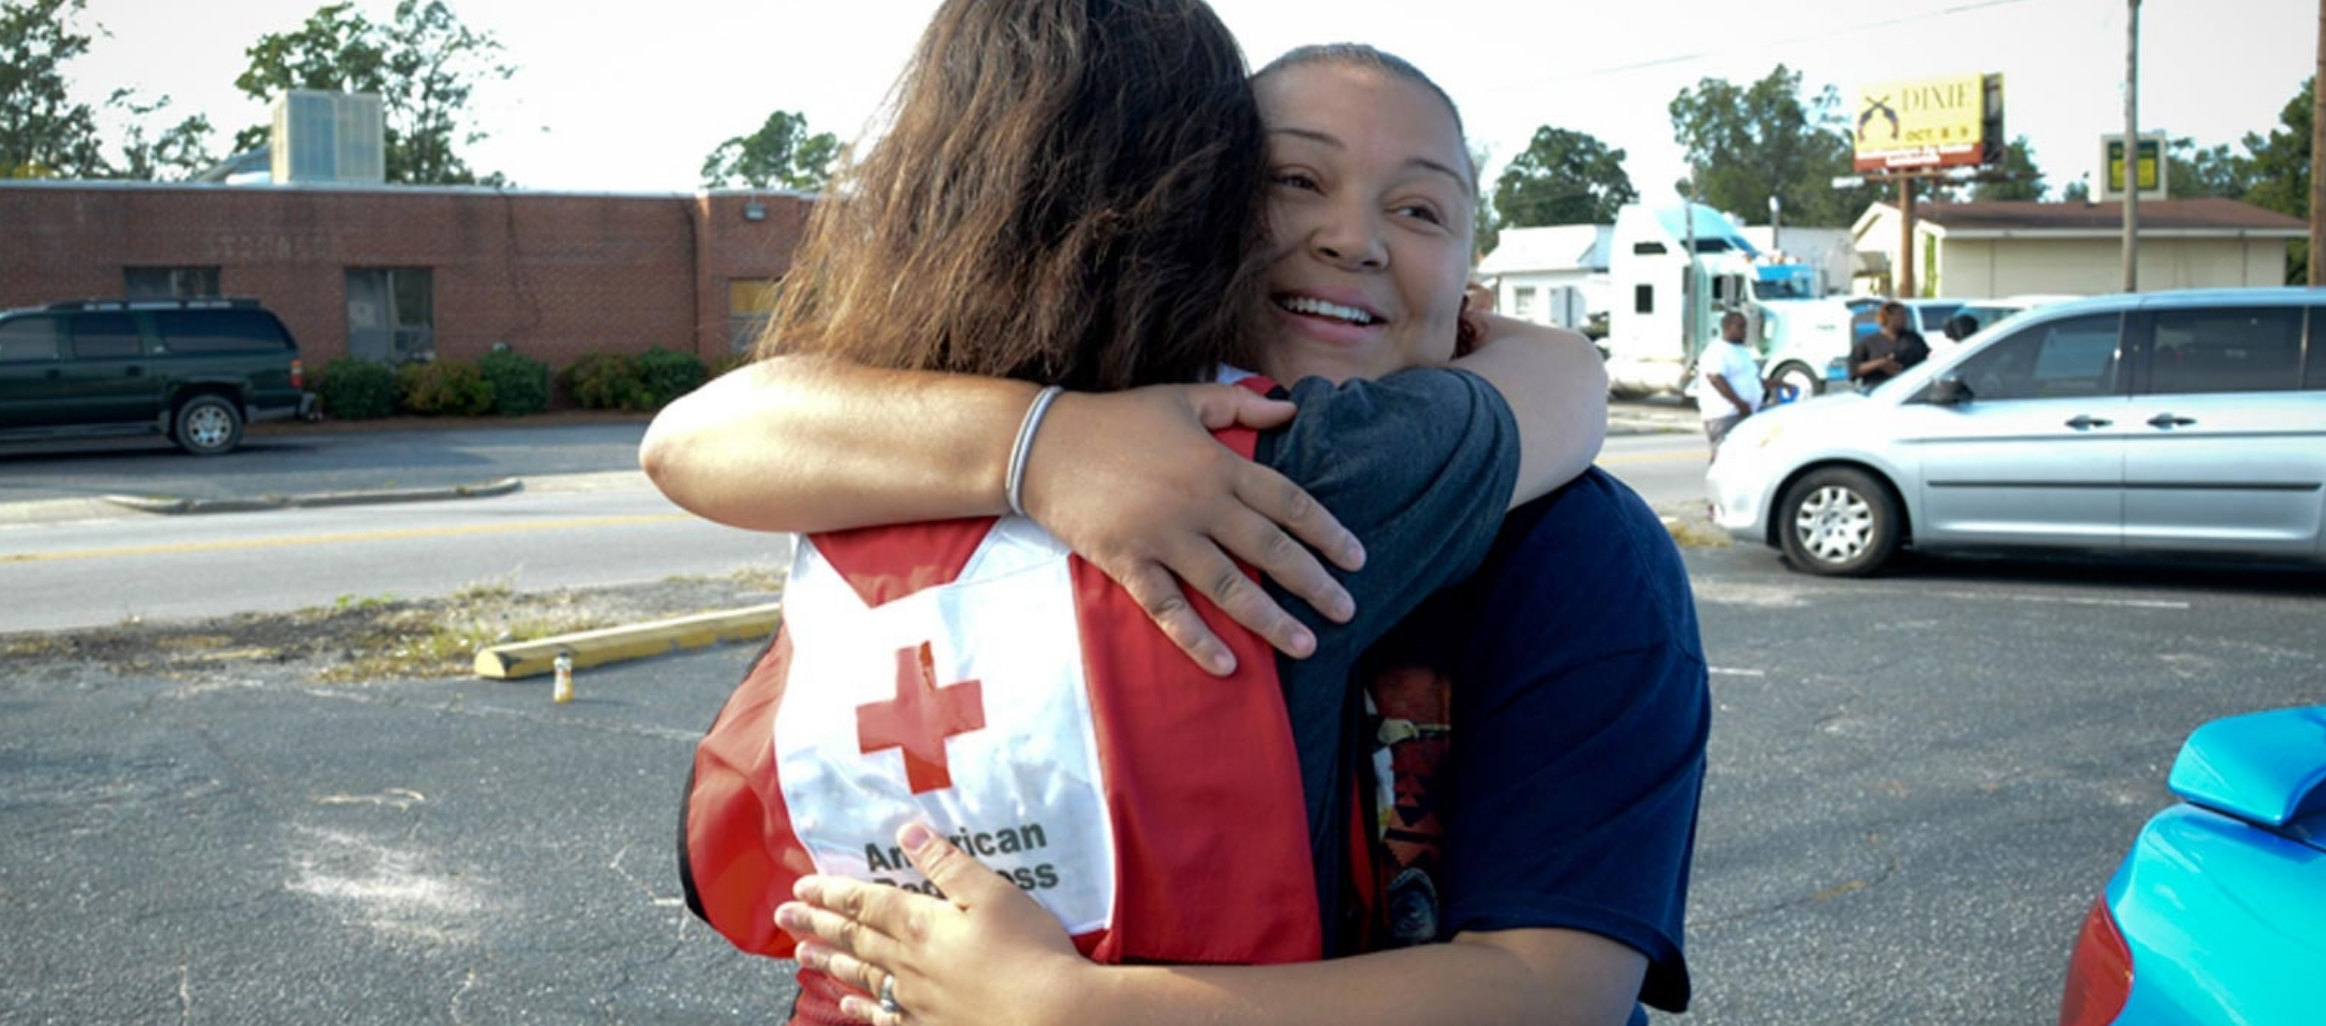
(639, 355), (1363, 672)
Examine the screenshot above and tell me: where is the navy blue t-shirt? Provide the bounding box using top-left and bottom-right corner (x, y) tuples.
(1427, 468), (1706, 1016)
(1252, 367), (1521, 944)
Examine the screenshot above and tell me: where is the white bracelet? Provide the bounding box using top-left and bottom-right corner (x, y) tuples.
(1005, 385), (1066, 518)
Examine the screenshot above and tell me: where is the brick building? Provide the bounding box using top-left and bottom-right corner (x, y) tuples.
(0, 180), (814, 371)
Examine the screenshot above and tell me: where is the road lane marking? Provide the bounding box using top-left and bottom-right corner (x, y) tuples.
(1710, 667), (1766, 677)
(1932, 590), (2191, 610)
(1, 513), (693, 564)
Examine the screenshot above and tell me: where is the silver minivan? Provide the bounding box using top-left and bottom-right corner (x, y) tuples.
(1708, 287), (2326, 576)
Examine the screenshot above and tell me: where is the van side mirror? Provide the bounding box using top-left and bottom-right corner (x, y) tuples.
(1928, 376), (1972, 406)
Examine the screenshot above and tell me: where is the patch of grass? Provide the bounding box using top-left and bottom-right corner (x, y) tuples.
(721, 565), (787, 592)
(2, 634), (64, 659)
(1663, 517), (1733, 549)
(451, 578), (517, 603)
(313, 593), (613, 684)
(334, 593), (396, 612)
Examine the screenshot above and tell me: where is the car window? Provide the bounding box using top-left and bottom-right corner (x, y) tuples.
(67, 312), (143, 359)
(2147, 307), (2303, 396)
(1917, 304), (1961, 330)
(1952, 313), (2121, 401)
(0, 316), (63, 363)
(156, 310), (292, 353)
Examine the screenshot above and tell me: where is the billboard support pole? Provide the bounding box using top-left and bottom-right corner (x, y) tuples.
(1897, 178), (1917, 298)
(2123, 0), (2141, 292)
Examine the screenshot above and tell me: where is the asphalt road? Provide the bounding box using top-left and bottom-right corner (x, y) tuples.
(6, 537), (2320, 1025)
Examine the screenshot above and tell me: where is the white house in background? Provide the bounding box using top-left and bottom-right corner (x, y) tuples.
(1851, 198), (2302, 298)
(1475, 224), (1613, 328)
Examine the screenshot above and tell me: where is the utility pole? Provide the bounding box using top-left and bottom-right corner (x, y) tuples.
(2123, 0), (2141, 292)
(1898, 178), (1917, 297)
(2311, 0), (2324, 285)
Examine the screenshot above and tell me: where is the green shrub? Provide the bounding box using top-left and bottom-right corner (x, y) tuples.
(636, 346), (709, 407)
(708, 350), (755, 380)
(479, 348), (552, 416)
(317, 357), (398, 420)
(396, 359), (495, 416)
(560, 352), (652, 411)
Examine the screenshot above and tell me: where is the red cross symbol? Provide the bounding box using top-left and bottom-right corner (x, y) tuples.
(858, 642), (986, 794)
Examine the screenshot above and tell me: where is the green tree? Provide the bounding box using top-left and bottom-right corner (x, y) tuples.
(2238, 77), (2312, 282)
(1491, 126), (1635, 229)
(2241, 77), (2311, 220)
(234, 0), (512, 185)
(1669, 67), (1877, 227)
(700, 109), (839, 191)
(1968, 135), (2047, 202)
(2169, 138), (2253, 200)
(0, 0), (104, 178)
(105, 90), (217, 180)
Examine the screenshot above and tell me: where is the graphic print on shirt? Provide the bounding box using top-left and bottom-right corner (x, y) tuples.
(1366, 665), (1452, 948)
(774, 518), (1116, 932)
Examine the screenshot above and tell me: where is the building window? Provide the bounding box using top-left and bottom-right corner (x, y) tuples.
(1512, 287), (1536, 320)
(346, 268), (435, 362)
(1635, 284), (1654, 315)
(124, 267), (222, 299)
(729, 278), (781, 354)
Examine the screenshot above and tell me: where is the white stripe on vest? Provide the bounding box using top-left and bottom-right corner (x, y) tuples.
(774, 516), (1116, 934)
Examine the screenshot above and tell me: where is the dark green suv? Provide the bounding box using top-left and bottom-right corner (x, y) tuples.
(0, 298), (315, 455)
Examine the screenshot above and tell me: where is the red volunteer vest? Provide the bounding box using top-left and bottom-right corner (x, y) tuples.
(678, 391), (1321, 1023)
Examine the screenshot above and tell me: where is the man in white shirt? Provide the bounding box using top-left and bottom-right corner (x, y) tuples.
(1698, 311), (1768, 459)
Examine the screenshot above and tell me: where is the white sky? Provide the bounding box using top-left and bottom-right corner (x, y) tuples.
(71, 0), (2317, 213)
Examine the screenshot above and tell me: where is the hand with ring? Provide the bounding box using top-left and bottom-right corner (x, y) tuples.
(879, 974), (903, 1019)
(777, 823), (1088, 1025)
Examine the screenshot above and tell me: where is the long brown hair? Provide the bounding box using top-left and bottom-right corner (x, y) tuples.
(758, 0), (1268, 390)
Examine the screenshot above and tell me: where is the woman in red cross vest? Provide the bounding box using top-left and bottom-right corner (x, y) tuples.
(650, 3), (1676, 1025)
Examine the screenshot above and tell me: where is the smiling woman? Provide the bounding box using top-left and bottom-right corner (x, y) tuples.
(1254, 45), (1480, 385)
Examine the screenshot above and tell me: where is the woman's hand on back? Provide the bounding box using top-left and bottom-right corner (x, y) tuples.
(1018, 383), (1365, 676)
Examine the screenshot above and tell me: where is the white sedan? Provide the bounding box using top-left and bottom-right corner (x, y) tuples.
(1708, 288), (2326, 576)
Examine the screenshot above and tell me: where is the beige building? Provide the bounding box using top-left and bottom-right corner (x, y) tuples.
(1850, 198), (2301, 298)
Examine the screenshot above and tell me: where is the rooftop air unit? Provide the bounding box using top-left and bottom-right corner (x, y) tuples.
(270, 90), (386, 184)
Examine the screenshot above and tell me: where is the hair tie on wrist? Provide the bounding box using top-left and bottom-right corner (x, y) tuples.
(1005, 385), (1066, 519)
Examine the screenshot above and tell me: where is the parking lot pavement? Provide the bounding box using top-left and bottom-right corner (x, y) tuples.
(1, 641), (795, 1025)
(8, 542), (2319, 1024)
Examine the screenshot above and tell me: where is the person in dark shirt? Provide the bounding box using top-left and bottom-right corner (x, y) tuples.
(1849, 300), (1932, 388)
(731, 41), (1703, 1026)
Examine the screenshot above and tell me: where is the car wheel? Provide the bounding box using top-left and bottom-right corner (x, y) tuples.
(174, 394), (244, 456)
(1770, 360), (1823, 399)
(1777, 467), (1900, 576)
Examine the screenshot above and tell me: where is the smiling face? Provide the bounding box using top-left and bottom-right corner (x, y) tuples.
(1252, 62), (1476, 384)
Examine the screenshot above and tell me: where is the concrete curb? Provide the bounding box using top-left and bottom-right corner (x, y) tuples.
(473, 603), (783, 680)
(101, 477), (523, 516)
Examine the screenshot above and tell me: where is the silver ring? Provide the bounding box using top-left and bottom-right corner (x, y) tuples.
(878, 974), (902, 1016)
